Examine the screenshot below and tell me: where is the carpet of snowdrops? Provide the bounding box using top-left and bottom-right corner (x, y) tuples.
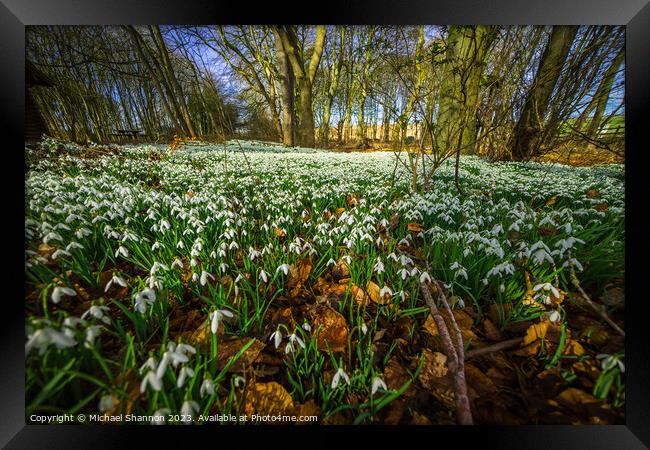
(24, 138), (625, 425)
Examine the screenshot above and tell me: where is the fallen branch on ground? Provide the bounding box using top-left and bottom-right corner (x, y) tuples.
(420, 281), (473, 425)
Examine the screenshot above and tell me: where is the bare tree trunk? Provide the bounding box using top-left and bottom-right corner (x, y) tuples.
(273, 28), (295, 146)
(511, 26), (578, 160)
(435, 25), (496, 155)
(319, 27), (345, 148)
(585, 46), (624, 138)
(274, 25), (326, 148)
(150, 26), (197, 138)
(124, 26), (186, 136)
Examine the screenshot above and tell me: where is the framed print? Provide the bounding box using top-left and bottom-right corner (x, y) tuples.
(2, 0), (649, 447)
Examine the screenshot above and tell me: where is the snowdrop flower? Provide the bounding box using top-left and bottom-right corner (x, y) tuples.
(151, 408), (170, 425)
(157, 347), (190, 379)
(563, 258), (584, 271)
(419, 271), (431, 284)
(491, 224), (503, 235)
(177, 366), (195, 388)
(284, 341), (294, 354)
(150, 262), (169, 275)
(98, 395), (116, 413)
(331, 367), (350, 389)
(43, 231), (63, 244)
(454, 297), (466, 309)
(233, 375), (245, 388)
(270, 329), (283, 349)
(134, 288), (156, 314)
(75, 227), (91, 239)
(596, 354), (625, 373)
(180, 400), (199, 424)
(147, 275), (163, 290)
(302, 322), (311, 332)
(140, 370), (162, 394)
(199, 270), (214, 286)
(371, 377), (388, 396)
(151, 241), (161, 251)
(200, 378), (215, 397)
(84, 325), (102, 347)
(289, 333), (305, 349)
(155, 354), (171, 380)
(171, 258), (184, 269)
(342, 255), (352, 265)
(104, 274), (127, 292)
(115, 245), (129, 258)
(65, 241), (83, 251)
(259, 269), (269, 283)
(379, 286), (393, 299)
(360, 322), (368, 336)
(398, 254), (414, 266)
(373, 257), (385, 274)
(276, 264), (290, 276)
(533, 283), (560, 299)
(210, 309), (234, 334)
(81, 305), (111, 324)
(140, 356), (157, 373)
(326, 258), (336, 267)
(51, 286), (76, 304)
(176, 240), (185, 249)
(25, 327), (77, 354)
(62, 316), (83, 336)
(176, 343), (197, 356)
(543, 310), (562, 322)
(450, 262), (468, 280)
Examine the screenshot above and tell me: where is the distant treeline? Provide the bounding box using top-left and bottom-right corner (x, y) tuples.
(26, 25), (624, 160)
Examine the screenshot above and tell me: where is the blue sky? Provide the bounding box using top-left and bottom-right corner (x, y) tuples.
(161, 25), (625, 123)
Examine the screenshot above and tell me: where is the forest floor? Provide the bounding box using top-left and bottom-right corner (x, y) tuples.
(24, 138), (625, 425)
(331, 142), (624, 167)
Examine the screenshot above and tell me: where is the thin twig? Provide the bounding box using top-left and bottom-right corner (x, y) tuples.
(419, 282), (473, 425)
(568, 263), (625, 337)
(464, 337), (523, 360)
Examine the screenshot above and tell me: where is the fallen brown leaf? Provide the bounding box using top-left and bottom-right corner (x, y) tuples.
(407, 223), (424, 233)
(244, 381), (294, 417)
(310, 305), (349, 353)
(216, 338), (265, 372)
(483, 319), (503, 341)
(417, 349), (455, 410)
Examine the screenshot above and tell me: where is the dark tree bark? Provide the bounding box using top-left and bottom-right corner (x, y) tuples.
(511, 26), (578, 160)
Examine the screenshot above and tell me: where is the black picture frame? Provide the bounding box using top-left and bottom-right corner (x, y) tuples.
(2, 1), (649, 448)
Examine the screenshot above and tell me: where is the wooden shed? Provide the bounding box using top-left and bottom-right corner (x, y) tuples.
(25, 61), (53, 143)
